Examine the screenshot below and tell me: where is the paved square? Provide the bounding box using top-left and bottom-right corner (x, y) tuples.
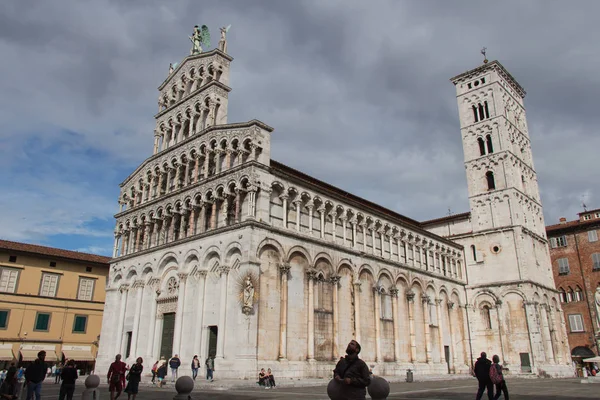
(35, 377), (599, 399)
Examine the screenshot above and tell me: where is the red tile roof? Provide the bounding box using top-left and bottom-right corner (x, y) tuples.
(0, 239), (111, 265)
(546, 218), (600, 233)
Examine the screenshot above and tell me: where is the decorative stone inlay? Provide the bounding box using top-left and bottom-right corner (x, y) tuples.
(167, 277), (179, 295)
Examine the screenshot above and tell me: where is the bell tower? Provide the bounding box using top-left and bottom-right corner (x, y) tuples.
(450, 59), (553, 287)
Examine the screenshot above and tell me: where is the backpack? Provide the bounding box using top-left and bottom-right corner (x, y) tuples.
(489, 364), (502, 384)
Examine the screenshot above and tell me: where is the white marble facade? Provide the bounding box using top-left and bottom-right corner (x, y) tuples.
(96, 47), (572, 378)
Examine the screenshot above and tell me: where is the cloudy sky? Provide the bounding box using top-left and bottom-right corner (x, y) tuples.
(1, 0), (598, 256)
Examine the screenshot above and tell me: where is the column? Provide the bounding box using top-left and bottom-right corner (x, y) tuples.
(390, 287), (400, 362)
(341, 217), (347, 245)
(548, 306), (563, 364)
(379, 230), (385, 257)
(373, 287), (382, 362)
(157, 172), (163, 196)
(224, 149), (231, 170)
(435, 299), (444, 363)
(184, 161), (191, 186)
(165, 168), (172, 193)
(540, 304), (555, 363)
(114, 285), (129, 355)
(175, 164), (182, 189)
(153, 134), (160, 154)
(422, 295), (432, 363)
(447, 301), (457, 372)
(353, 280), (362, 343)
(203, 150), (210, 179)
(388, 235), (393, 260)
(361, 223), (367, 252)
(167, 217), (175, 243)
(113, 235), (120, 257)
(524, 301), (543, 368)
(197, 203), (206, 233)
(307, 270), (316, 361)
(280, 194), (288, 228)
(351, 219), (357, 249)
(495, 300), (507, 364)
(220, 197), (229, 227)
(216, 266), (229, 359)
(153, 220), (161, 246)
(152, 314), (164, 360)
(278, 264), (291, 360)
(143, 223), (151, 250)
(172, 273), (188, 356)
(210, 201), (217, 229)
(307, 203), (314, 234)
(234, 190), (241, 223)
(214, 150), (222, 174)
(129, 281), (145, 359)
(179, 211), (187, 239)
(194, 154), (200, 183)
(318, 207), (325, 238)
(294, 200), (301, 231)
(145, 281), (159, 361)
(247, 187), (257, 218)
(407, 291), (417, 362)
(193, 271), (208, 357)
(331, 275), (340, 358)
(371, 229), (376, 254)
(188, 207), (197, 237)
(330, 212), (337, 243)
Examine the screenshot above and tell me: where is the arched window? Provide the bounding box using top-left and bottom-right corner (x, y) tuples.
(559, 288), (567, 303)
(478, 103), (485, 121)
(481, 305), (492, 329)
(566, 288), (573, 302)
(471, 245), (477, 262)
(484, 101), (490, 119)
(478, 138), (486, 156)
(473, 105), (479, 123)
(575, 287), (583, 302)
(380, 291), (392, 320)
(485, 134), (494, 154)
(486, 171), (496, 190)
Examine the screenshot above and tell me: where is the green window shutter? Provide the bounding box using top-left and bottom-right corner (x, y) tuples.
(35, 313), (50, 330)
(0, 311), (7, 328)
(73, 316), (87, 333)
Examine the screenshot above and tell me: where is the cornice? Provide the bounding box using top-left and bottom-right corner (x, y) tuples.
(155, 80), (232, 119)
(157, 48), (234, 91)
(450, 60), (526, 98)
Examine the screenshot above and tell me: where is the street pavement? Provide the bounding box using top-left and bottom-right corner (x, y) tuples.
(34, 377), (600, 399)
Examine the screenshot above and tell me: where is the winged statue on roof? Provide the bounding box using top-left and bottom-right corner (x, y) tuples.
(189, 24), (211, 55)
(219, 24), (231, 53)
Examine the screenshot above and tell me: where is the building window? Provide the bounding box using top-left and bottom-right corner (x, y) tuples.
(592, 253), (600, 271)
(0, 268), (19, 293)
(559, 288), (567, 303)
(472, 105), (479, 123)
(568, 314), (584, 332)
(574, 287), (583, 302)
(584, 215), (592, 221)
(486, 171), (496, 190)
(72, 315), (87, 333)
(558, 258), (570, 275)
(566, 290), (573, 302)
(550, 236), (568, 248)
(77, 278), (95, 301)
(49, 261), (56, 267)
(485, 134), (494, 154)
(589, 230), (598, 243)
(34, 312), (51, 331)
(0, 310), (9, 329)
(481, 305), (492, 329)
(8, 256), (16, 263)
(478, 137), (486, 156)
(39, 273), (60, 297)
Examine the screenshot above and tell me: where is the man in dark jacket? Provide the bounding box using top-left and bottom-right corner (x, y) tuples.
(474, 352), (493, 400)
(24, 351), (47, 400)
(169, 355), (181, 382)
(333, 340), (371, 400)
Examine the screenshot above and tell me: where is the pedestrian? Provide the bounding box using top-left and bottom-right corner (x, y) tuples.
(267, 368), (276, 388)
(168, 354), (181, 382)
(474, 352), (493, 400)
(150, 361), (158, 385)
(0, 367), (18, 400)
(124, 357), (143, 400)
(16, 368), (23, 384)
(257, 368), (269, 388)
(491, 355), (509, 400)
(58, 360), (77, 400)
(107, 354), (128, 400)
(24, 351), (47, 400)
(333, 340), (371, 400)
(156, 363), (167, 388)
(55, 362), (63, 384)
(191, 355), (200, 381)
(0, 369), (6, 386)
(205, 355), (214, 382)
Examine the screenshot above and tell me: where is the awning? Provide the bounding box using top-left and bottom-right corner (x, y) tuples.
(0, 348), (15, 361)
(20, 350), (59, 362)
(583, 356), (600, 363)
(62, 349), (95, 362)
(572, 346), (596, 358)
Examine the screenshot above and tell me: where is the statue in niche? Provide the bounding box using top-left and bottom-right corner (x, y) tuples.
(595, 287), (600, 330)
(243, 276), (254, 311)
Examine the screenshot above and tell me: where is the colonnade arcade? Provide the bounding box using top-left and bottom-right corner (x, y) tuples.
(256, 241), (469, 372)
(269, 181), (463, 281)
(113, 176), (258, 258)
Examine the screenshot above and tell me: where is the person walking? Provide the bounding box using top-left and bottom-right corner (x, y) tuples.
(107, 354), (128, 400)
(191, 356), (200, 381)
(58, 360), (77, 400)
(168, 354), (181, 382)
(205, 356), (214, 382)
(124, 357), (143, 400)
(24, 351), (47, 400)
(0, 368), (18, 400)
(491, 355), (509, 400)
(156, 363), (167, 388)
(474, 352), (494, 400)
(54, 363), (63, 384)
(150, 361), (158, 385)
(333, 340), (371, 400)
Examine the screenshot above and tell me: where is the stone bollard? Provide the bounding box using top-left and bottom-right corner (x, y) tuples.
(173, 376), (194, 400)
(81, 375), (100, 400)
(367, 376), (390, 400)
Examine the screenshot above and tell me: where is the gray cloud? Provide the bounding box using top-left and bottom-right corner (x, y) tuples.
(1, 0), (599, 245)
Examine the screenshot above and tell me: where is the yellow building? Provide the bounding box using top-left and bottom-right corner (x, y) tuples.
(0, 240), (110, 372)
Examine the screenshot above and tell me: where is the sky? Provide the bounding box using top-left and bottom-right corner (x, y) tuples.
(1, 0), (599, 256)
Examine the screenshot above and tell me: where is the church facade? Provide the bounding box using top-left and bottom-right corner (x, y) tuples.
(96, 35), (572, 378)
